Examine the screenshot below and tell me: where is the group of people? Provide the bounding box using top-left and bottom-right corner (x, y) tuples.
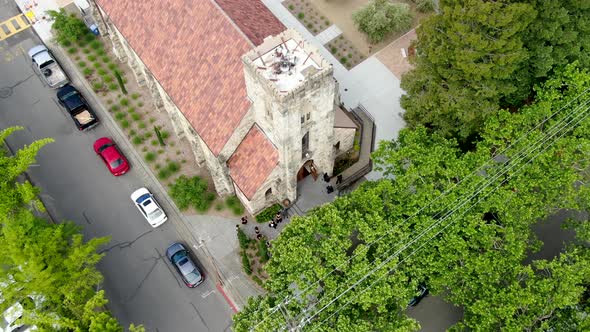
(268, 211), (283, 229)
(236, 210), (285, 240)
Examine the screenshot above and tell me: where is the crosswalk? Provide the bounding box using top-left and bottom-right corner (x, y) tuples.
(0, 14), (31, 41)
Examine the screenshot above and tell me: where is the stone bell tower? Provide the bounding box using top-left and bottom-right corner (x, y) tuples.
(242, 29), (338, 203)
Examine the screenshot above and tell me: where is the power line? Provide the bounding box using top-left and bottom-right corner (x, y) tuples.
(247, 88), (590, 331)
(288, 96), (590, 329)
(299, 100), (590, 330)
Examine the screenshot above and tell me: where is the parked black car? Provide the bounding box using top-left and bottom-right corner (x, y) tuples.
(408, 284), (429, 307)
(166, 243), (204, 288)
(57, 84), (99, 131)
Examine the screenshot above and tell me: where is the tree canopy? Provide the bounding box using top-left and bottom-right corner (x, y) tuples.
(0, 127), (144, 331)
(233, 64), (590, 331)
(401, 0), (590, 144)
(352, 0), (413, 43)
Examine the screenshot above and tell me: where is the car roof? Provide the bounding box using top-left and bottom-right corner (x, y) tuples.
(100, 144), (121, 163)
(131, 187), (150, 201)
(166, 243), (186, 259)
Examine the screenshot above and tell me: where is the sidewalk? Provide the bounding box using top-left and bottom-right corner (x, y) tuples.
(262, 0), (407, 180)
(15, 0), (60, 42)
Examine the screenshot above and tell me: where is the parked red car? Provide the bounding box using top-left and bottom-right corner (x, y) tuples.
(93, 137), (130, 176)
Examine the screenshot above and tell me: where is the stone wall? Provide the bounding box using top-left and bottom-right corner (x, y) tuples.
(334, 127), (356, 157)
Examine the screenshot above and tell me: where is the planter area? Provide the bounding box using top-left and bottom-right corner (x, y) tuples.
(63, 31), (243, 217)
(326, 35), (365, 69)
(284, 0), (331, 35)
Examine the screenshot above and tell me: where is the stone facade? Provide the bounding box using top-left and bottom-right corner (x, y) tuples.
(92, 3), (354, 213)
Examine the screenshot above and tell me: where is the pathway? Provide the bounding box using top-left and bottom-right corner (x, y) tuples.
(315, 24), (342, 44)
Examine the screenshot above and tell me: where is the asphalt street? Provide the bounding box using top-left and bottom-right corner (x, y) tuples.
(0, 4), (233, 332)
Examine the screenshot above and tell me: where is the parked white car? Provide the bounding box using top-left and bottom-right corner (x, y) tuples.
(130, 188), (167, 228)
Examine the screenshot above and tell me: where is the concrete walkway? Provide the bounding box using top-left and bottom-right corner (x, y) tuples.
(316, 24), (342, 45)
(15, 0), (60, 42)
(262, 0), (407, 180)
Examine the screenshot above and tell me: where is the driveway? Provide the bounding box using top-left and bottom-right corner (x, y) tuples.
(0, 5), (233, 331)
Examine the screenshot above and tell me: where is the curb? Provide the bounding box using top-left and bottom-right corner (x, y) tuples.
(48, 41), (242, 313)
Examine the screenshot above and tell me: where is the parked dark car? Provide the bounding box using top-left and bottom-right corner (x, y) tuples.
(166, 243), (204, 288)
(57, 84), (99, 131)
(408, 285), (429, 307)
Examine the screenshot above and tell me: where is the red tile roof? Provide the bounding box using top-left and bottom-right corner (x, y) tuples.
(228, 126), (278, 199)
(96, 0), (282, 155)
(214, 0), (286, 46)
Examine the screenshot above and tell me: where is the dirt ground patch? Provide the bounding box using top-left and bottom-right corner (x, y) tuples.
(284, 0), (332, 35)
(310, 0), (429, 56)
(375, 28), (417, 79)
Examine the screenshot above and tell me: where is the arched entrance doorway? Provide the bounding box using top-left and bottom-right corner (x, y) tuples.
(297, 160), (318, 182)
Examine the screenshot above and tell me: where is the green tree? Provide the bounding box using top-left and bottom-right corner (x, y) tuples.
(352, 0), (413, 43)
(0, 127), (143, 331)
(401, 0), (535, 142)
(169, 175), (215, 211)
(47, 9), (88, 45)
(234, 64), (590, 331)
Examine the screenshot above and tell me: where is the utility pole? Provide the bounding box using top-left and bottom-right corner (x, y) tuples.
(278, 303), (300, 332)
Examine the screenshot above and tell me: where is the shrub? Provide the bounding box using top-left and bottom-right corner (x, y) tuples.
(131, 93), (140, 100)
(138, 121), (146, 129)
(68, 47), (77, 54)
(132, 136), (143, 145)
(288, 4), (294, 10)
(114, 70), (127, 94)
(298, 12), (304, 19)
(330, 46), (337, 53)
(87, 54), (96, 61)
(160, 130), (170, 139)
(154, 126), (165, 146)
(110, 105), (120, 112)
(169, 175), (215, 211)
(226, 196), (244, 216)
(241, 250), (252, 275)
(237, 228), (250, 250)
(108, 83), (118, 91)
(145, 152), (156, 162)
(129, 129), (136, 136)
(255, 204), (282, 223)
(106, 99), (113, 105)
(144, 132), (153, 139)
(257, 239), (270, 263)
(167, 161), (180, 173)
(89, 39), (102, 50)
(215, 202), (224, 211)
(101, 56), (110, 63)
(82, 48), (91, 54)
(97, 68), (107, 76)
(120, 98), (130, 107)
(415, 0), (435, 12)
(120, 119), (130, 128)
(114, 111), (126, 120)
(139, 102), (145, 108)
(83, 68), (93, 76)
(158, 169), (171, 180)
(141, 146), (148, 152)
(62, 40), (72, 47)
(47, 9), (87, 44)
(108, 63), (118, 71)
(251, 275), (263, 286)
(151, 139), (158, 146)
(352, 0), (413, 43)
(96, 49), (106, 56)
(93, 62), (101, 69)
(149, 117), (156, 123)
(103, 75), (114, 83)
(92, 82), (103, 91)
(131, 113), (142, 121)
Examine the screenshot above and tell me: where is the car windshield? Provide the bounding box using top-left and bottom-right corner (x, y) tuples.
(185, 271), (202, 284)
(98, 143), (113, 153)
(136, 193), (151, 204)
(148, 208), (163, 220)
(109, 158), (123, 169)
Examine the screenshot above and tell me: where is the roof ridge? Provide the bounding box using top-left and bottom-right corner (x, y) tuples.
(209, 0), (256, 48)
